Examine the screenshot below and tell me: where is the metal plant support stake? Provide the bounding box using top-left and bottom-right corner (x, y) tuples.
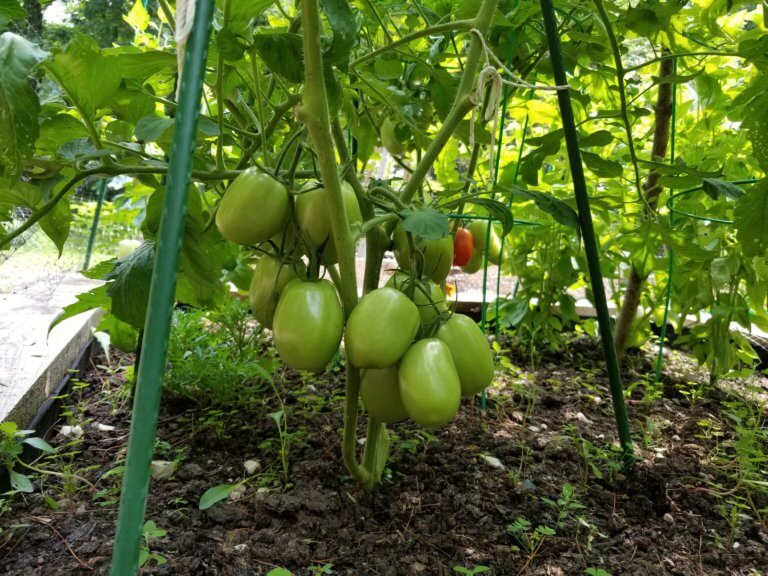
(83, 178), (109, 270)
(539, 0), (635, 464)
(109, 1), (215, 574)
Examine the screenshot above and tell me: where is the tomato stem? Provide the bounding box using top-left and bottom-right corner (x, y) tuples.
(300, 0), (370, 485)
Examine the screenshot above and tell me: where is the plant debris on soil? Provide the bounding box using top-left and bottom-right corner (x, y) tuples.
(1, 335), (767, 576)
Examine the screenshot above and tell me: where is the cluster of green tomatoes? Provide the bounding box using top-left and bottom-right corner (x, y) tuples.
(215, 168), (495, 428)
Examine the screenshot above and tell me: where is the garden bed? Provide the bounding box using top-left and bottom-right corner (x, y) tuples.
(1, 336), (766, 576)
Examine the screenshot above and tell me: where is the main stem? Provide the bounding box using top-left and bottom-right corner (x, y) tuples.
(613, 56), (675, 362)
(400, 0), (499, 205)
(299, 0), (368, 486)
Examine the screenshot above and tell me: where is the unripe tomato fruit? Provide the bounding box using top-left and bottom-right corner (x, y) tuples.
(386, 271), (446, 328)
(436, 314), (494, 396)
(461, 247), (484, 274)
(216, 168), (290, 245)
(452, 228), (474, 266)
(249, 255), (305, 329)
(360, 367), (409, 424)
(273, 280), (343, 372)
(469, 220), (503, 265)
(346, 287), (420, 368)
(381, 118), (406, 156)
(392, 223), (454, 284)
(398, 339), (461, 428)
(117, 239), (141, 259)
(295, 182), (362, 265)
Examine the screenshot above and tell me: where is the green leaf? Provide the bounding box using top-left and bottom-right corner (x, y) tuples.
(401, 208), (450, 241)
(57, 138), (112, 163)
(462, 198), (515, 238)
(320, 0), (360, 64)
(216, 28), (246, 61)
(252, 32), (304, 84)
(9, 469), (33, 493)
(0, 179), (40, 211)
(135, 115), (174, 142)
(50, 284), (110, 333)
(106, 49), (177, 80)
(745, 105), (768, 172)
(702, 178), (744, 200)
(23, 436), (55, 453)
(36, 114), (90, 153)
(581, 151), (623, 178)
(123, 0), (149, 31)
(0, 421), (18, 437)
(624, 7), (662, 37)
(0, 32), (48, 178)
(499, 185), (579, 230)
(579, 130), (613, 148)
(39, 195), (72, 256)
(44, 33), (122, 119)
(266, 569), (293, 576)
(199, 483), (237, 510)
(97, 314), (139, 352)
(108, 88), (156, 126)
(0, 0), (27, 21)
(372, 425), (390, 484)
(105, 241), (154, 329)
(225, 0), (274, 33)
(734, 179), (768, 258)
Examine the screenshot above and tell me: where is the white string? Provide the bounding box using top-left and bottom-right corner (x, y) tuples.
(469, 28), (570, 92)
(175, 0), (197, 98)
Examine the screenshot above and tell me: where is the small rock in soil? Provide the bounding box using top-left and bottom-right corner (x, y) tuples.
(150, 460), (175, 480)
(177, 462), (205, 480)
(481, 454), (505, 470)
(228, 484), (247, 501)
(58, 425), (84, 438)
(205, 503), (248, 524)
(664, 513), (675, 524)
(94, 423), (115, 432)
(243, 459), (261, 474)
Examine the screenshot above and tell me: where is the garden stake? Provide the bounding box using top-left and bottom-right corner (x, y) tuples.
(82, 178), (108, 270)
(654, 57), (678, 386)
(539, 0), (635, 466)
(110, 1), (215, 574)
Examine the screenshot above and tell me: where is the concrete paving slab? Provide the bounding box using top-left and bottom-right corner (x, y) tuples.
(0, 274), (101, 425)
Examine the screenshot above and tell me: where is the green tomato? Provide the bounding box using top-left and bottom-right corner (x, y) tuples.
(469, 220), (503, 265)
(346, 287), (420, 368)
(249, 255), (305, 329)
(273, 280), (343, 372)
(360, 367), (409, 424)
(398, 339), (461, 428)
(381, 118), (406, 156)
(216, 168), (290, 245)
(117, 239), (141, 259)
(461, 246), (485, 274)
(392, 223), (454, 284)
(295, 182), (362, 265)
(386, 271), (446, 328)
(436, 314), (494, 396)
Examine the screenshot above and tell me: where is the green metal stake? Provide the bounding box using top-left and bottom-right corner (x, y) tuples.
(110, 2), (215, 574)
(539, 0), (634, 464)
(83, 178), (109, 270)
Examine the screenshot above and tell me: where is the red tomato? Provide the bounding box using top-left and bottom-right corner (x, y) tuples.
(452, 228), (474, 266)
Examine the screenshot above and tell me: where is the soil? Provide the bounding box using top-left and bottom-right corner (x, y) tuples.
(1, 336), (766, 576)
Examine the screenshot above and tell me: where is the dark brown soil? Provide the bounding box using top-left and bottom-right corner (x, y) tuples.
(1, 337), (766, 576)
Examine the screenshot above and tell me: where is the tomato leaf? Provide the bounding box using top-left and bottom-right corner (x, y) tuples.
(581, 151), (623, 178)
(578, 130), (613, 148)
(702, 178), (745, 200)
(401, 208), (450, 241)
(44, 33), (122, 119)
(734, 179), (768, 258)
(39, 195), (72, 256)
(497, 185), (579, 231)
(252, 32), (304, 84)
(0, 0), (27, 21)
(0, 32), (48, 179)
(199, 483), (238, 510)
(106, 241), (154, 329)
(320, 0), (360, 65)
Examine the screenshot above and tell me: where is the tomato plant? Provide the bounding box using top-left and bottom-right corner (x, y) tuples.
(1, 0), (766, 495)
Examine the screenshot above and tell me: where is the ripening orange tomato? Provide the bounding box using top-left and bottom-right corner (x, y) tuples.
(452, 227), (474, 266)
